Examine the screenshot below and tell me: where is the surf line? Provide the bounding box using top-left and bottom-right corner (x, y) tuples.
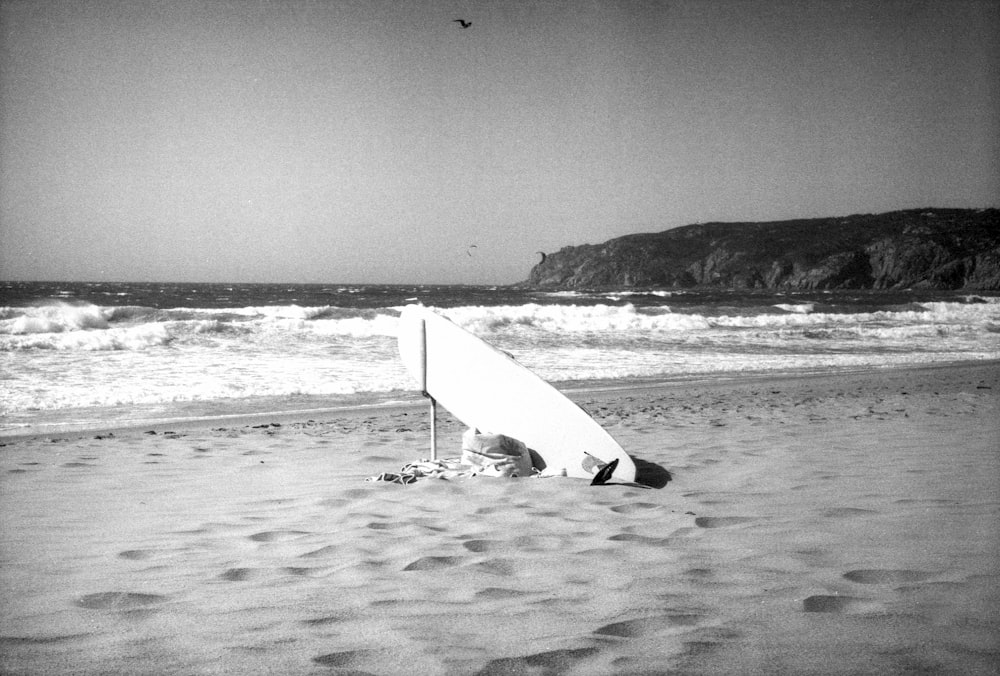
(419, 318), (438, 460)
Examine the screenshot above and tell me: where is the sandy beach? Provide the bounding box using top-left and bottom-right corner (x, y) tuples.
(1, 361), (998, 675)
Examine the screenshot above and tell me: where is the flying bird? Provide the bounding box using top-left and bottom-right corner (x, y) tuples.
(453, 19), (471, 28)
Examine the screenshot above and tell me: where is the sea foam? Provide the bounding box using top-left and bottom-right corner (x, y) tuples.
(2, 292), (997, 414)
(0, 324), (172, 351)
(0, 304), (110, 334)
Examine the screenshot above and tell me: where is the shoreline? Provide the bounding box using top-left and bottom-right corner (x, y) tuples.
(2, 358), (996, 441)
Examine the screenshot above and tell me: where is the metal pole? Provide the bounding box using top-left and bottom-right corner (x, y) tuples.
(429, 397), (438, 460)
(419, 319), (437, 460)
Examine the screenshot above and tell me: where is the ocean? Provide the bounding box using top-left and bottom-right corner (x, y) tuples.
(2, 281), (998, 434)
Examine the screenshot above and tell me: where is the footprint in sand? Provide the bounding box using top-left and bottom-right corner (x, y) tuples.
(512, 535), (565, 552)
(595, 614), (704, 637)
(895, 580), (970, 595)
(463, 539), (504, 553)
(312, 649), (376, 668)
(258, 498), (295, 506)
(366, 521), (409, 531)
(894, 498), (960, 506)
(802, 595), (882, 613)
(317, 497), (351, 508)
(475, 587), (532, 599)
(219, 568), (258, 582)
(282, 567), (333, 578)
(402, 556), (465, 571)
(75, 592), (167, 610)
(680, 640), (724, 658)
(118, 549), (158, 561)
(299, 545), (338, 559)
(342, 488), (373, 499)
(0, 634), (90, 647)
(610, 502), (661, 515)
(843, 569), (934, 584)
(683, 568), (714, 579)
(694, 516), (758, 528)
(362, 454), (398, 464)
(819, 507), (877, 518)
(473, 558), (518, 576)
(462, 536), (564, 554)
(300, 615), (344, 627)
(474, 647), (600, 676)
(608, 533), (667, 545)
(248, 530), (310, 542)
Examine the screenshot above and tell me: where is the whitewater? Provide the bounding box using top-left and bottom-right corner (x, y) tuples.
(2, 282), (998, 432)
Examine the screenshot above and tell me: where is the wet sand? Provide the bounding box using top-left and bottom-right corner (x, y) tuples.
(1, 362), (998, 674)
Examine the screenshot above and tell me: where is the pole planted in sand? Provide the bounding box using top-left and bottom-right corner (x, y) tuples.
(419, 319), (437, 460)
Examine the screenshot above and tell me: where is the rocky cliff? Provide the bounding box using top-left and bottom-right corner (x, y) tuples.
(526, 208), (1000, 290)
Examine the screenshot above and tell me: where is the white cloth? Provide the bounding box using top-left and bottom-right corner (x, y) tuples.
(460, 428), (534, 478)
(365, 429), (536, 484)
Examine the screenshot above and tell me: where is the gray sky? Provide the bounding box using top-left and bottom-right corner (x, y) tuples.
(2, 0), (997, 284)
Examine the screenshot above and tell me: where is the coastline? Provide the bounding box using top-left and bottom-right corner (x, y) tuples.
(3, 359), (997, 441)
(1, 360), (998, 674)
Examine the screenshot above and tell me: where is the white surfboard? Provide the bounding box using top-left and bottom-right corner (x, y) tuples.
(397, 304), (636, 482)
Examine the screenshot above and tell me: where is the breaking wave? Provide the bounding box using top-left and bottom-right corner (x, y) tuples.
(2, 299), (999, 352)
(2, 291), (997, 414)
(439, 300), (1000, 337)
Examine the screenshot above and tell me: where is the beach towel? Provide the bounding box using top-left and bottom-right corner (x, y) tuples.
(365, 429), (535, 486)
(365, 430), (536, 484)
(365, 458), (473, 484)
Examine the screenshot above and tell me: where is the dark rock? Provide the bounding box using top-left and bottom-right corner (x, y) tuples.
(525, 208), (1000, 290)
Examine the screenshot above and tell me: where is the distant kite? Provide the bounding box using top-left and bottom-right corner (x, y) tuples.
(536, 251), (547, 263)
(453, 19), (471, 28)
(467, 244), (478, 257)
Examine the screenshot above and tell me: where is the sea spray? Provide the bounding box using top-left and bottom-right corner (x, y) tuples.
(1, 283), (997, 421)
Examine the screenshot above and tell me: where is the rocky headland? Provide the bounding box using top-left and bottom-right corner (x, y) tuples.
(526, 208), (1000, 290)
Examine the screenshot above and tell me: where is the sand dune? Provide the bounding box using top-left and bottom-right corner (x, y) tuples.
(1, 362), (998, 674)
